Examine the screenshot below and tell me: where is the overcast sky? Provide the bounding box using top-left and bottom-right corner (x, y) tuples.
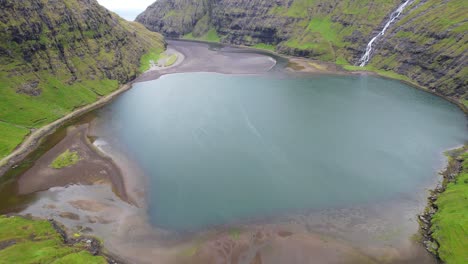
(97, 0), (156, 20)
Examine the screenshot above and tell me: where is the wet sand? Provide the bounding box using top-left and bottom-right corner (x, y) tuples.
(17, 124), (128, 202)
(286, 58), (342, 73)
(0, 83), (135, 177)
(3, 40), (439, 264)
(137, 40), (278, 83)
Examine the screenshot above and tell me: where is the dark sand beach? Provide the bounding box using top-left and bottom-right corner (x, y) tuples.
(17, 124), (127, 201)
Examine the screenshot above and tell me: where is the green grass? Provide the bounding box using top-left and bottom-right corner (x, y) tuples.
(431, 151), (468, 264)
(50, 149), (81, 169)
(229, 229), (241, 240)
(164, 54), (178, 67)
(204, 28), (221, 42)
(306, 17), (342, 46)
(338, 61), (415, 84)
(286, 0), (317, 18)
(183, 28), (220, 43)
(0, 216), (106, 264)
(139, 48), (164, 72)
(0, 122), (30, 159)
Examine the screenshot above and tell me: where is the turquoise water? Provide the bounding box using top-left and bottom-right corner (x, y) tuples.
(98, 73), (467, 231)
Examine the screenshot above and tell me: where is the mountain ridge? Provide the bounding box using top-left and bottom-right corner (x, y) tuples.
(0, 0), (166, 158)
(136, 0), (467, 106)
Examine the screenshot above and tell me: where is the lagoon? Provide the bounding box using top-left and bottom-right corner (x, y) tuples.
(96, 72), (467, 231)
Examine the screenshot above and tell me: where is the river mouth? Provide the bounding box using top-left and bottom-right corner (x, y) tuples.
(0, 41), (466, 264)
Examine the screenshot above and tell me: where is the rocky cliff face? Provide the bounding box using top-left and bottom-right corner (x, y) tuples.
(137, 0), (403, 60)
(137, 0), (467, 104)
(0, 0), (165, 157)
(368, 0), (467, 101)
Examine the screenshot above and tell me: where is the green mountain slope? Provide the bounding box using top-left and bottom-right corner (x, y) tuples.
(137, 0), (467, 106)
(0, 0), (165, 158)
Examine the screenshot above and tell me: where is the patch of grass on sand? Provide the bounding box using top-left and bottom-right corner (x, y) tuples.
(287, 61), (305, 71)
(308, 62), (327, 71)
(229, 229), (241, 240)
(431, 150), (468, 264)
(50, 149), (80, 169)
(0, 216), (106, 264)
(165, 54), (178, 67)
(139, 48), (164, 72)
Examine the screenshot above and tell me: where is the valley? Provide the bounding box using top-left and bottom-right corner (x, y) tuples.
(0, 1), (466, 263)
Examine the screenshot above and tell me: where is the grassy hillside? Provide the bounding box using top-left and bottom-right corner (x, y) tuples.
(0, 0), (165, 158)
(431, 151), (468, 264)
(0, 216), (106, 263)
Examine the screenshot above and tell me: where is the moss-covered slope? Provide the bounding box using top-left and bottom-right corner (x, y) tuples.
(369, 0), (467, 104)
(137, 0), (467, 105)
(0, 0), (165, 158)
(0, 216), (106, 263)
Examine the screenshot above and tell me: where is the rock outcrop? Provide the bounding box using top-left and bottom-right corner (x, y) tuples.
(137, 0), (467, 103)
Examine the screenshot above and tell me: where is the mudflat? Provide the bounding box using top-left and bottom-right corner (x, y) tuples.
(18, 124), (128, 201)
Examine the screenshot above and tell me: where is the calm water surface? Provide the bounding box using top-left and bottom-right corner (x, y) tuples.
(96, 73), (467, 231)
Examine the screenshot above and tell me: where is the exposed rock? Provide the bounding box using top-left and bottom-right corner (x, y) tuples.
(0, 239), (16, 251)
(58, 212), (81, 221)
(48, 217), (117, 260)
(49, 218), (68, 243)
(16, 81), (41, 96)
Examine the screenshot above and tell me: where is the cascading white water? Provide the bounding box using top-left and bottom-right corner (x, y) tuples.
(358, 0), (413, 67)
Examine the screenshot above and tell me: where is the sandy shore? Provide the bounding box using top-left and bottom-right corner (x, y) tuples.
(3, 40), (439, 264)
(137, 40), (277, 83)
(17, 124), (128, 202)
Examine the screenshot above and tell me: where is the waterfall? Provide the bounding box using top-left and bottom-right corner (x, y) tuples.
(358, 0), (413, 67)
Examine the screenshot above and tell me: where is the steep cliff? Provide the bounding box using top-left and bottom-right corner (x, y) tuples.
(137, 0), (403, 60)
(137, 0), (467, 105)
(367, 0), (467, 102)
(0, 0), (165, 157)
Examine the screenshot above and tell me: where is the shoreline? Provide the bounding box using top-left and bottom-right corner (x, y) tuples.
(186, 38), (468, 115)
(0, 82), (135, 177)
(1, 40), (465, 180)
(419, 145), (467, 261)
(0, 40), (465, 263)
